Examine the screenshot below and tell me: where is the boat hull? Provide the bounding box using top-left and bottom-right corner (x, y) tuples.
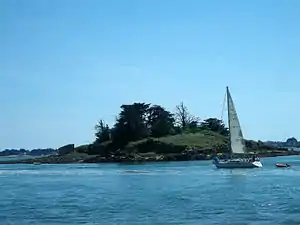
(213, 159), (262, 169)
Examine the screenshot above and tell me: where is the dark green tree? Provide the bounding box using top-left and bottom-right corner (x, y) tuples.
(112, 103), (150, 147)
(187, 120), (200, 133)
(94, 120), (110, 143)
(200, 118), (229, 136)
(188, 121), (198, 129)
(147, 105), (175, 137)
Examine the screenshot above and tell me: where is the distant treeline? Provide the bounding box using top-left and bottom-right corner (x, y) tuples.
(0, 148), (57, 156)
(264, 137), (300, 148)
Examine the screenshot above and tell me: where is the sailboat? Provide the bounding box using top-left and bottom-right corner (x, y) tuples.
(213, 87), (263, 169)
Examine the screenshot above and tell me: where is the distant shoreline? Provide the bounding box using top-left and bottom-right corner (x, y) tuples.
(0, 150), (299, 165)
(0, 155), (51, 162)
(0, 155), (21, 158)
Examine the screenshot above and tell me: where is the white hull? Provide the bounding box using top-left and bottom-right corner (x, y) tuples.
(213, 159), (262, 169)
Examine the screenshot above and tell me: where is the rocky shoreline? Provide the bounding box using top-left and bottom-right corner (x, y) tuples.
(0, 150), (299, 165)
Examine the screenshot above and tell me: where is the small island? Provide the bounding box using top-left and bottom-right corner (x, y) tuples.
(1, 102), (299, 164)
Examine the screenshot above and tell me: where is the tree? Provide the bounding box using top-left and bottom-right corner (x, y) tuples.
(187, 120), (200, 133)
(147, 105), (175, 137)
(200, 118), (229, 136)
(94, 120), (110, 144)
(188, 120), (199, 129)
(174, 102), (200, 129)
(112, 103), (150, 147)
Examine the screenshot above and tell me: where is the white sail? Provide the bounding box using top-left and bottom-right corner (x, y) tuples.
(226, 87), (246, 154)
(212, 87), (262, 168)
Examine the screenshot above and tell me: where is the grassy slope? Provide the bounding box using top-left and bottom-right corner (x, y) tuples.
(156, 131), (227, 148)
(127, 130), (227, 151)
(76, 129), (294, 158)
(126, 130), (288, 154)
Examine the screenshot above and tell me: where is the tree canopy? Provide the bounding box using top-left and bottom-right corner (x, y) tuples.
(93, 102), (229, 153)
(94, 120), (110, 144)
(199, 118), (229, 136)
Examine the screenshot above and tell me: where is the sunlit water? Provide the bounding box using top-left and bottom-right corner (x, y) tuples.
(0, 156), (300, 225)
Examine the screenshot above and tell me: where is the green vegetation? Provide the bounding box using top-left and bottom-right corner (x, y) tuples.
(73, 102), (286, 162)
(0, 101), (297, 165)
(1, 101), (297, 165)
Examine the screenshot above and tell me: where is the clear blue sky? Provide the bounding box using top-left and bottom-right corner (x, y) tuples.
(1, 0), (300, 149)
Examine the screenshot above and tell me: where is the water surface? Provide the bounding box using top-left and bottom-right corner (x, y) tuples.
(0, 156), (299, 225)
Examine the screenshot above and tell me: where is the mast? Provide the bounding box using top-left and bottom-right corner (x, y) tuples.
(226, 86), (232, 155)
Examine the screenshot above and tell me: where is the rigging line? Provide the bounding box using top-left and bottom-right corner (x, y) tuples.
(220, 89), (227, 121)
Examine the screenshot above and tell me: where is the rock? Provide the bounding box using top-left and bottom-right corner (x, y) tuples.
(58, 144), (75, 155)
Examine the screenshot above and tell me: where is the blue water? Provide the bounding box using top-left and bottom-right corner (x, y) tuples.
(0, 156), (300, 225)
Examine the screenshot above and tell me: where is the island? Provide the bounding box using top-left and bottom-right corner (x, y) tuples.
(1, 102), (299, 164)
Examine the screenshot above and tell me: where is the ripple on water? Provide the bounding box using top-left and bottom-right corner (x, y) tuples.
(0, 156), (300, 225)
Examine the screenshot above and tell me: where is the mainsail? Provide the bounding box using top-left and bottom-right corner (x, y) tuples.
(226, 87), (246, 154)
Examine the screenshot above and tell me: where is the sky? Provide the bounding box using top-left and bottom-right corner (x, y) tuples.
(1, 0), (300, 149)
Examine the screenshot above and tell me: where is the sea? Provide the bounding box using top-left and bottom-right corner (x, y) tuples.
(0, 156), (299, 225)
